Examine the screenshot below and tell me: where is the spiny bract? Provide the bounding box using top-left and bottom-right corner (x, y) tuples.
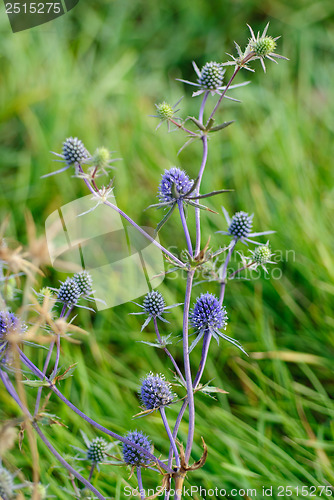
(140, 373), (174, 410)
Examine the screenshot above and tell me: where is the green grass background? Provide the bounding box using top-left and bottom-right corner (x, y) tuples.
(1, 0), (334, 498)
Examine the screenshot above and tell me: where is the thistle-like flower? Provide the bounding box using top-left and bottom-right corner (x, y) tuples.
(190, 293), (246, 354)
(57, 278), (81, 307)
(224, 23), (288, 73)
(73, 271), (93, 297)
(131, 290), (181, 331)
(0, 311), (24, 364)
(87, 438), (109, 463)
(140, 373), (174, 410)
(158, 167), (194, 204)
(44, 137), (90, 178)
(178, 61), (248, 98)
(248, 241), (275, 273)
(122, 430), (152, 466)
(150, 98), (183, 130)
(218, 207), (274, 245)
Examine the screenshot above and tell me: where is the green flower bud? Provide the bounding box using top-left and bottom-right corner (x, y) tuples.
(252, 244), (272, 264)
(249, 36), (276, 57)
(155, 102), (174, 120)
(92, 147), (111, 170)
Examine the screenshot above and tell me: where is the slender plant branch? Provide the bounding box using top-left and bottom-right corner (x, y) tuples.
(219, 240), (237, 306)
(153, 317), (186, 386)
(160, 407), (180, 469)
(177, 200), (193, 257)
(137, 467), (145, 500)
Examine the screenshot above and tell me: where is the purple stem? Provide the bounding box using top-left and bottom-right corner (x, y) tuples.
(160, 407), (180, 469)
(18, 349), (172, 473)
(208, 67), (241, 123)
(137, 467), (145, 500)
(153, 317), (186, 386)
(183, 270), (195, 463)
(32, 422), (106, 500)
(77, 166), (184, 268)
(194, 136), (208, 257)
(34, 303), (67, 417)
(219, 240), (237, 306)
(0, 369), (105, 499)
(177, 200), (193, 257)
(88, 463), (96, 482)
(194, 92), (209, 257)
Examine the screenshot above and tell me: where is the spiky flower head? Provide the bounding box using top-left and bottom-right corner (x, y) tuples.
(198, 62), (225, 90)
(140, 373), (174, 410)
(190, 293), (227, 334)
(122, 430), (152, 466)
(91, 147), (111, 171)
(0, 466), (14, 500)
(87, 437), (108, 463)
(252, 243), (272, 264)
(228, 211), (253, 239)
(0, 311), (20, 336)
(57, 278), (81, 306)
(155, 102), (174, 120)
(158, 167), (193, 203)
(249, 36), (276, 57)
(73, 271), (93, 296)
(143, 291), (165, 317)
(62, 137), (89, 167)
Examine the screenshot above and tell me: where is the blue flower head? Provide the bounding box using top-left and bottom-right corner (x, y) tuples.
(73, 271), (93, 296)
(158, 167), (193, 204)
(189, 293), (246, 354)
(57, 278), (81, 306)
(122, 430), (152, 466)
(140, 372), (174, 410)
(218, 207), (274, 245)
(131, 290), (182, 331)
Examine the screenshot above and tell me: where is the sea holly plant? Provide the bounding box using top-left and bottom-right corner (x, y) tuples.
(0, 23), (287, 500)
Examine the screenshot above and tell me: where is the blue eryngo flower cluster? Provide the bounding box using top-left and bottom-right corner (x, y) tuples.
(0, 23), (287, 500)
(158, 167), (194, 204)
(122, 431), (152, 466)
(140, 373), (174, 410)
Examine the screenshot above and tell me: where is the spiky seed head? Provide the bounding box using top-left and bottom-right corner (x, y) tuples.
(87, 437), (108, 463)
(0, 466), (14, 499)
(73, 271), (93, 296)
(228, 211), (253, 238)
(92, 147), (111, 170)
(122, 430), (152, 466)
(140, 373), (174, 410)
(156, 102), (174, 120)
(158, 167), (193, 203)
(57, 278), (81, 305)
(0, 311), (20, 336)
(190, 293), (228, 333)
(198, 62), (225, 90)
(249, 36), (277, 57)
(80, 488), (95, 499)
(252, 244), (272, 264)
(143, 291), (165, 316)
(62, 137), (88, 166)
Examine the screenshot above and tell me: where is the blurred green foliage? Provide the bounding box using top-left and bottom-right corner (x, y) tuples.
(0, 0), (334, 498)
